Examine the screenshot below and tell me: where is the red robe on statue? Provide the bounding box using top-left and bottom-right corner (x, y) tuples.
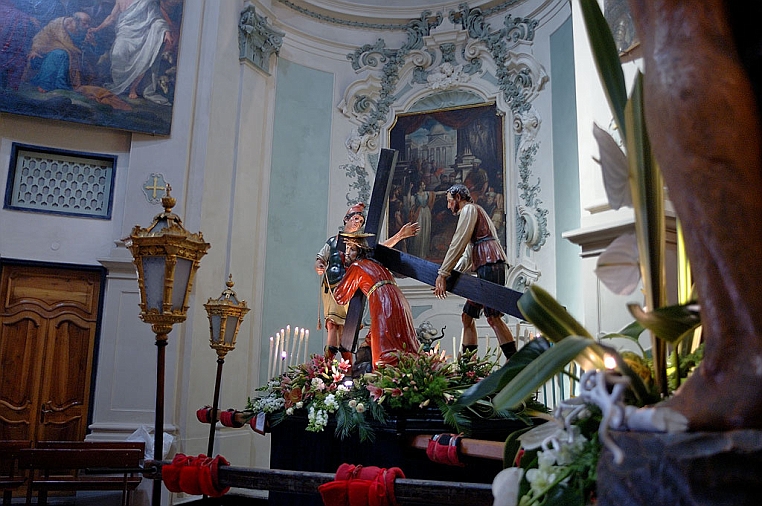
(333, 258), (420, 368)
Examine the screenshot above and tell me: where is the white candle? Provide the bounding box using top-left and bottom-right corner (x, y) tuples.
(452, 336), (457, 358)
(271, 332), (281, 378)
(289, 327), (299, 366)
(268, 336), (274, 378)
(304, 329), (310, 360)
(295, 328), (305, 365)
(282, 326), (290, 374)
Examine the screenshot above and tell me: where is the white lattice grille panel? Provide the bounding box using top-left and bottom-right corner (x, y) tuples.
(5, 145), (116, 219)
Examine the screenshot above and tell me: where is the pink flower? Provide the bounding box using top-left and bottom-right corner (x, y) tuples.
(389, 388), (403, 398)
(338, 359), (352, 373)
(367, 384), (383, 401)
(332, 366), (345, 383)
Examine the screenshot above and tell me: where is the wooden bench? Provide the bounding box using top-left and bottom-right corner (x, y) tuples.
(1, 441), (31, 506)
(17, 447), (143, 505)
(36, 440), (146, 454)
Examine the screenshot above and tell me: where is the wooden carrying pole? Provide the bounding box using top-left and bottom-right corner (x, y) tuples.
(216, 465), (495, 505)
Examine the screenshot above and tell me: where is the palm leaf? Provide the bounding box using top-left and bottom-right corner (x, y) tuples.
(450, 338), (551, 411)
(579, 0), (627, 136)
(627, 302), (702, 344)
(625, 73), (669, 395)
(492, 337), (604, 411)
(617, 320), (646, 340)
(518, 285), (592, 341)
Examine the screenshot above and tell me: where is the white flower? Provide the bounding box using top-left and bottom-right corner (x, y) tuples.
(296, 401), (303, 409)
(311, 378), (326, 391)
(286, 407), (294, 415)
(324, 394), (339, 411)
(492, 467), (523, 506)
(355, 402), (365, 413)
(525, 464), (559, 498)
(306, 405), (329, 432)
(595, 233), (640, 295)
(348, 399), (357, 408)
(517, 420), (564, 450)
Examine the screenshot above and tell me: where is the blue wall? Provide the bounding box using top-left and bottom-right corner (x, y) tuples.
(261, 59), (333, 382)
(550, 16), (583, 318)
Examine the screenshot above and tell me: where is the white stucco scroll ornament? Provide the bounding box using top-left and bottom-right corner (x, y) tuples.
(543, 370), (688, 465)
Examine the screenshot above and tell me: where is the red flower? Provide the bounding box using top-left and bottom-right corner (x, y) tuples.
(284, 386), (303, 408)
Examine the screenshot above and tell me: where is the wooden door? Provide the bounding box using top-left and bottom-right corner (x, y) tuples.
(0, 263), (103, 443)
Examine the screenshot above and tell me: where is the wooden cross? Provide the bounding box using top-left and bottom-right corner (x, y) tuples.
(340, 148), (525, 352)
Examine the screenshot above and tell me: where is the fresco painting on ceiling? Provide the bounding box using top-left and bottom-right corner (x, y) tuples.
(388, 103), (505, 263)
(0, 0), (183, 135)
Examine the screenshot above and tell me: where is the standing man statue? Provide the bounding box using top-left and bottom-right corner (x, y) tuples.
(315, 203), (419, 362)
(433, 184), (516, 361)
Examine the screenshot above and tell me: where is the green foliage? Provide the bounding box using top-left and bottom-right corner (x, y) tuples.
(628, 302), (702, 344)
(246, 346), (541, 442)
(667, 343), (705, 391)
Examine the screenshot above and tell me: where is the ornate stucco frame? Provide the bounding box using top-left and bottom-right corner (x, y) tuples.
(338, 4), (550, 290)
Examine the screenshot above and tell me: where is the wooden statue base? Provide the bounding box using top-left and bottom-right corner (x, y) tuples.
(597, 430), (762, 505)
(268, 410), (528, 506)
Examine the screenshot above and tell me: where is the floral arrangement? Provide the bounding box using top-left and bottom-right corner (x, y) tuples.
(246, 345), (543, 442)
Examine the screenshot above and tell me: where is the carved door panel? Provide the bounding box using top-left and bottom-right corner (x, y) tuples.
(0, 310), (44, 440)
(0, 264), (102, 443)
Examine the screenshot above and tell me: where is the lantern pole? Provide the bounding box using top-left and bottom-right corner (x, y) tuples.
(125, 185), (210, 506)
(204, 275), (249, 458)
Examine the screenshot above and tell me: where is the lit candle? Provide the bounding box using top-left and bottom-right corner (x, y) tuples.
(304, 329), (310, 360)
(271, 332), (281, 379)
(282, 326), (290, 374)
(267, 336), (274, 378)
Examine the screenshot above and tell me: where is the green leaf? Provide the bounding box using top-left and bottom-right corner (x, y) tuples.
(503, 426), (533, 468)
(579, 0), (628, 137)
(518, 285), (592, 342)
(626, 73), (666, 313)
(492, 337), (604, 411)
(628, 302), (702, 344)
(451, 338), (551, 411)
(616, 320), (646, 340)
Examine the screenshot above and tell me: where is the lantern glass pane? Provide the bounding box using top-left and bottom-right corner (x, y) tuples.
(142, 256), (166, 311)
(210, 314), (221, 343)
(171, 258), (193, 310)
(223, 316), (238, 344)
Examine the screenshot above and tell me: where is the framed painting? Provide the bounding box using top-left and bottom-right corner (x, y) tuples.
(388, 103), (506, 263)
(0, 0), (184, 135)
